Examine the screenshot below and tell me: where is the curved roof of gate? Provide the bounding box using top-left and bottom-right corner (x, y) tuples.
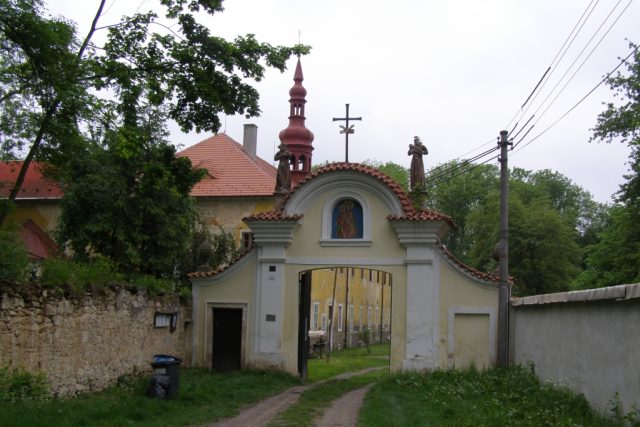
(244, 162), (454, 227)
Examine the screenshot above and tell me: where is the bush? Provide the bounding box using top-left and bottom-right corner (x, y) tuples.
(0, 366), (48, 403)
(131, 275), (174, 295)
(40, 257), (122, 294)
(0, 227), (30, 283)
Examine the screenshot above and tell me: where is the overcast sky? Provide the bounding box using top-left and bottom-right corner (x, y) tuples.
(47, 0), (640, 203)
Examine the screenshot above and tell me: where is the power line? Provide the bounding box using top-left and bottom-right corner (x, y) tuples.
(426, 145), (499, 184)
(505, 0), (600, 131)
(425, 137), (495, 180)
(513, 44), (639, 155)
(425, 153), (499, 190)
(529, 0), (630, 125)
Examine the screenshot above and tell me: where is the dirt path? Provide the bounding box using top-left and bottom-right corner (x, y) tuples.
(313, 384), (372, 427)
(203, 367), (384, 427)
(205, 385), (310, 427)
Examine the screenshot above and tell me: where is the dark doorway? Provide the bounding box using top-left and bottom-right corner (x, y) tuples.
(298, 271), (311, 379)
(212, 307), (242, 372)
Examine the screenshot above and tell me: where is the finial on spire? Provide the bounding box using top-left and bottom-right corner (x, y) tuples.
(278, 57), (314, 188)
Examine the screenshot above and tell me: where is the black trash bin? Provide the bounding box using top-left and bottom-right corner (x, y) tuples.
(150, 354), (181, 399)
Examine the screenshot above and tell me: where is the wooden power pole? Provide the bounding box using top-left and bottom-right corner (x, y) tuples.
(497, 130), (511, 367)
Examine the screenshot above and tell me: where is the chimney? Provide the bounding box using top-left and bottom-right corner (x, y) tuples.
(243, 124), (258, 160)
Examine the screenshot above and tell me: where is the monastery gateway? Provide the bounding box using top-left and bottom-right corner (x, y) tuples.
(188, 59), (499, 377)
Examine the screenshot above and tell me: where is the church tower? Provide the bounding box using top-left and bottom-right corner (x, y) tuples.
(279, 58), (314, 187)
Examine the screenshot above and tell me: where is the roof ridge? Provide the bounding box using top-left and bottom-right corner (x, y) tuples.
(437, 243), (505, 284)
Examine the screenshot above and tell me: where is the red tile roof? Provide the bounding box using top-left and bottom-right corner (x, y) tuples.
(387, 210), (455, 228)
(188, 246), (255, 279)
(438, 243), (512, 284)
(294, 162), (414, 212)
(178, 133), (276, 197)
(243, 212), (303, 222)
(281, 162), (454, 226)
(0, 161), (63, 199)
(20, 219), (58, 259)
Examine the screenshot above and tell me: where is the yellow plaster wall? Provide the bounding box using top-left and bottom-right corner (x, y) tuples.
(195, 196), (274, 245)
(5, 201), (61, 232)
(192, 258), (255, 366)
(286, 190), (404, 258)
(453, 314), (490, 369)
(439, 258), (499, 369)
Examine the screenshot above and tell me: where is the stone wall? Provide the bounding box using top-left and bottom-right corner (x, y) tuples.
(0, 286), (191, 396)
(511, 284), (640, 414)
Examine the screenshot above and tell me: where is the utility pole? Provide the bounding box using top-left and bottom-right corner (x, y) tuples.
(497, 130), (511, 367)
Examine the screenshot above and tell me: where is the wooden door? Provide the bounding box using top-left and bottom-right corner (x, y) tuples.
(212, 307), (242, 372)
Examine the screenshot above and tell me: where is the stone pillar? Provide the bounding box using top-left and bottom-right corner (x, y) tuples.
(391, 219), (450, 371)
(244, 218), (300, 369)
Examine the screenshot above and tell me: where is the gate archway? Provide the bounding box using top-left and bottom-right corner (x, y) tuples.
(298, 267), (392, 379)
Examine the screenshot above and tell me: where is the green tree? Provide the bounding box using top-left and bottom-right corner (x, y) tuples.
(0, 0), (308, 225)
(426, 161), (499, 263)
(363, 160), (409, 191)
(427, 161), (597, 295)
(56, 125), (205, 278)
(0, 226), (29, 283)
(577, 42), (640, 287)
(467, 190), (581, 296)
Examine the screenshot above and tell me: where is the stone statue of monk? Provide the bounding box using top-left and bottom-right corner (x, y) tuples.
(408, 136), (428, 191)
(274, 143), (292, 193)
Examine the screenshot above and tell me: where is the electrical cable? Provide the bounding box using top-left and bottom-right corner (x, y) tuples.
(528, 0), (629, 125)
(424, 138), (495, 178)
(426, 145), (499, 184)
(425, 154), (500, 191)
(504, 0), (600, 131)
(512, 44), (639, 155)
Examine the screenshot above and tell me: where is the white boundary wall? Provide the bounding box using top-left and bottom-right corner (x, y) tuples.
(511, 284), (640, 414)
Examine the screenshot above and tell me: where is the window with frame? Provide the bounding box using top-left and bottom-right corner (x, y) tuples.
(312, 302), (319, 330)
(241, 231), (253, 252)
(337, 304), (343, 331)
(321, 314), (327, 331)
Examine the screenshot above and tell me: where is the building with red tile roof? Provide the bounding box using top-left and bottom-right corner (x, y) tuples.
(0, 161), (62, 235)
(176, 127), (278, 248)
(178, 132), (276, 198)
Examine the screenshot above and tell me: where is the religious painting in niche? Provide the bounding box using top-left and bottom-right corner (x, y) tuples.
(331, 199), (363, 239)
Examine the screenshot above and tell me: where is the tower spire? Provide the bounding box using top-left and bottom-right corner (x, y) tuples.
(278, 57), (314, 187)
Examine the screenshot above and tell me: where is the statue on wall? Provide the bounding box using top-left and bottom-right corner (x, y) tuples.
(408, 136), (428, 191)
(274, 143), (293, 194)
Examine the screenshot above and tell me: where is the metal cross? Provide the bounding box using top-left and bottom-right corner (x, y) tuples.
(332, 104), (362, 163)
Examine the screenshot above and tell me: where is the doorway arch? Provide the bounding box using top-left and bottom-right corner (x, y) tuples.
(298, 266), (393, 379)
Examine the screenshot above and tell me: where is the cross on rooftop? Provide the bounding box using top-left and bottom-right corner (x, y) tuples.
(332, 104), (362, 163)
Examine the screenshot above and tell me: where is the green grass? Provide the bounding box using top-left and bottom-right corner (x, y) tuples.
(307, 343), (390, 382)
(359, 366), (620, 426)
(271, 369), (387, 427)
(0, 369), (300, 427)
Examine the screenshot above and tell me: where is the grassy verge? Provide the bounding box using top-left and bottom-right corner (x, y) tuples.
(360, 366), (620, 426)
(307, 343), (389, 382)
(0, 369), (300, 427)
(271, 369), (387, 427)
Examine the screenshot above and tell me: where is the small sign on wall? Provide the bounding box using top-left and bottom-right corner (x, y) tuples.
(266, 314), (276, 322)
(154, 312), (178, 332)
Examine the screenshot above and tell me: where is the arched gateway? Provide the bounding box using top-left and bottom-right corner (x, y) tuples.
(189, 162), (500, 376)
